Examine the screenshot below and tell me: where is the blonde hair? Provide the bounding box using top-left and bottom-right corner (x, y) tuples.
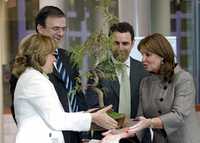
(12, 33), (57, 77)
(138, 33), (175, 82)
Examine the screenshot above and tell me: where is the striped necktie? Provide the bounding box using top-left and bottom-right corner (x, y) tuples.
(56, 49), (78, 112)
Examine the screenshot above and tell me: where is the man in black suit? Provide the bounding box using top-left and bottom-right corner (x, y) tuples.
(86, 22), (148, 119)
(85, 22), (150, 142)
(10, 6), (86, 143)
(104, 22), (148, 118)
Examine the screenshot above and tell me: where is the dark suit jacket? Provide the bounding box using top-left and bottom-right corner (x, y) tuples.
(9, 48), (86, 143)
(86, 57), (149, 117)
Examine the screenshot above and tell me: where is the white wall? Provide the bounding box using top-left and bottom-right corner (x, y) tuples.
(39, 0), (66, 12)
(151, 0), (170, 35)
(130, 36), (177, 62)
(118, 0), (171, 36)
(118, 0), (151, 36)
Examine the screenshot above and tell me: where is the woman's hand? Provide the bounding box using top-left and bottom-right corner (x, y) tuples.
(101, 128), (135, 143)
(91, 105), (118, 129)
(101, 133), (124, 143)
(128, 116), (151, 134)
(86, 108), (99, 113)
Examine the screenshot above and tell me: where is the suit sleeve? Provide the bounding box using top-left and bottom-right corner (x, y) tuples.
(9, 74), (18, 124)
(160, 72), (195, 135)
(22, 75), (92, 131)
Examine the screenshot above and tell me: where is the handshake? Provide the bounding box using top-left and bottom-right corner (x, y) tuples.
(87, 105), (150, 143)
(89, 105), (140, 131)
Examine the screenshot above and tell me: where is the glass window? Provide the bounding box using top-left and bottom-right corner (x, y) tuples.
(170, 0), (200, 103)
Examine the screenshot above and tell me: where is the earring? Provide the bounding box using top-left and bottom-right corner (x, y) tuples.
(161, 58), (164, 64)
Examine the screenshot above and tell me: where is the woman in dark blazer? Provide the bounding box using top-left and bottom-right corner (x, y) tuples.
(127, 33), (200, 143)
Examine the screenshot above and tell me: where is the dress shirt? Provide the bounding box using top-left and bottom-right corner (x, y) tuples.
(113, 56), (131, 117)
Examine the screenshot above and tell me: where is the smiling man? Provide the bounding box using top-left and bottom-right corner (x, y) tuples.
(106, 22), (149, 119)
(36, 12), (66, 43)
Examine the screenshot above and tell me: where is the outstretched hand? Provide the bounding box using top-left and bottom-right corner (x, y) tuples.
(101, 128), (135, 143)
(86, 108), (99, 113)
(91, 105), (118, 129)
(128, 116), (151, 134)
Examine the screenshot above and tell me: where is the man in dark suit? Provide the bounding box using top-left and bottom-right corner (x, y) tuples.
(10, 6), (86, 143)
(85, 22), (150, 142)
(86, 22), (148, 119)
(104, 22), (148, 118)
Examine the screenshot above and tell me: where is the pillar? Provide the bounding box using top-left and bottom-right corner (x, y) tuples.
(118, 0), (151, 36)
(39, 0), (66, 12)
(151, 0), (171, 35)
(0, 0), (8, 142)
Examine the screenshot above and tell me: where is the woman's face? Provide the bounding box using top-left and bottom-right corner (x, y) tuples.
(140, 49), (162, 74)
(42, 52), (56, 74)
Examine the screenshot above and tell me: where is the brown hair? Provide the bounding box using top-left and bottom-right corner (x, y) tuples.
(109, 22), (135, 41)
(12, 33), (56, 77)
(138, 33), (176, 82)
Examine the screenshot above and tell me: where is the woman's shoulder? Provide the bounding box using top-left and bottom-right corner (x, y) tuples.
(19, 68), (53, 87)
(20, 68), (42, 78)
(141, 65), (194, 84)
(174, 65), (193, 82)
(16, 68), (44, 90)
(18, 68), (48, 85)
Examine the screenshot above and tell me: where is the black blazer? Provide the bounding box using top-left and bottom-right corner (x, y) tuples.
(50, 48), (87, 111)
(48, 48), (87, 143)
(99, 57), (149, 118)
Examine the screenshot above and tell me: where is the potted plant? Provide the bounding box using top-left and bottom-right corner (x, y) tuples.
(70, 0), (126, 129)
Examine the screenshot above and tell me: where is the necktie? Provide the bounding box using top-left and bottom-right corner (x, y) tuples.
(118, 65), (131, 117)
(56, 50), (78, 112)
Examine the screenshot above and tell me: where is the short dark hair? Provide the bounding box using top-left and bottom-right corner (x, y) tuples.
(109, 22), (135, 41)
(35, 6), (65, 33)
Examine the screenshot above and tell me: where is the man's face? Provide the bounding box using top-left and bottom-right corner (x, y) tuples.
(111, 32), (133, 62)
(37, 16), (66, 43)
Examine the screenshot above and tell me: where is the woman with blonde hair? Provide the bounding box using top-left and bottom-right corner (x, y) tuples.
(13, 34), (117, 143)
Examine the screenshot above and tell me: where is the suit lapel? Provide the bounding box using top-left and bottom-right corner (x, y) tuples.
(129, 58), (149, 118)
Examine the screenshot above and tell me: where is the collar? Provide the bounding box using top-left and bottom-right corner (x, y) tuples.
(111, 55), (130, 66)
(124, 57), (130, 67)
(174, 64), (182, 74)
(42, 72), (49, 79)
